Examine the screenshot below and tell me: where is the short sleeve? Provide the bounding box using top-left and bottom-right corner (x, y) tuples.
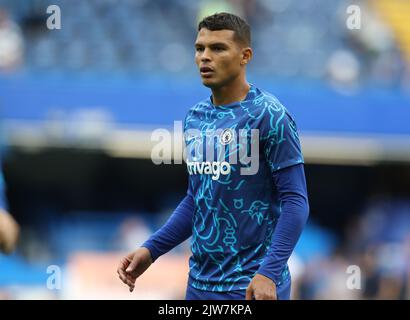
(263, 107), (304, 172)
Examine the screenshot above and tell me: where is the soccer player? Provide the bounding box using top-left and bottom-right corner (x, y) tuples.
(117, 12), (309, 300)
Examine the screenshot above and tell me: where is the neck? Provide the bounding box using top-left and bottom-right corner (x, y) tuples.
(211, 76), (250, 106)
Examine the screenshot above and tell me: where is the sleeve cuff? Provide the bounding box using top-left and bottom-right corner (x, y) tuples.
(140, 243), (159, 262)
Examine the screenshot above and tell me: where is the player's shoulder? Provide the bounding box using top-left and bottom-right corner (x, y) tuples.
(190, 97), (211, 111)
(252, 87), (288, 113)
(185, 98), (211, 116)
(258, 86), (294, 121)
(183, 97), (211, 128)
(245, 86), (295, 122)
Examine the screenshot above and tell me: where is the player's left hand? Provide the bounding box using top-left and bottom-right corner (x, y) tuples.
(246, 273), (277, 300)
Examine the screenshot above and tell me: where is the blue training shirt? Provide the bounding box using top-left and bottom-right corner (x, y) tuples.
(185, 84), (305, 291)
(143, 84), (308, 292)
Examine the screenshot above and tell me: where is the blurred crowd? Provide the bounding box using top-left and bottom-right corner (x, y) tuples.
(0, 0), (408, 91)
(291, 197), (410, 300)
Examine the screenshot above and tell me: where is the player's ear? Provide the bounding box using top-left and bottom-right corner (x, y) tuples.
(240, 47), (253, 66)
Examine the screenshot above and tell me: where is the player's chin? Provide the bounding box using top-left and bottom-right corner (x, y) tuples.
(201, 77), (220, 88)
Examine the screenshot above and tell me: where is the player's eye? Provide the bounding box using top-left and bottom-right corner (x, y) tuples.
(195, 47), (204, 52)
(213, 47), (225, 52)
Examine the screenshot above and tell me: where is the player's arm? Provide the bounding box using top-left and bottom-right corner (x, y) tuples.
(141, 193), (195, 260)
(247, 163), (309, 299)
(117, 191), (195, 292)
(246, 107), (309, 300)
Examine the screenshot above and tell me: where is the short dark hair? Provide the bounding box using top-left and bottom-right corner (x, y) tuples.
(198, 12), (251, 46)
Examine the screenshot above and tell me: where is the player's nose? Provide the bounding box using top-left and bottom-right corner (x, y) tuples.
(201, 48), (212, 62)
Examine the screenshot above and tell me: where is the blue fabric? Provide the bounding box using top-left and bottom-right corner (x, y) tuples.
(185, 277), (292, 300)
(257, 164), (309, 284)
(184, 85), (307, 291)
(143, 84), (309, 293)
(185, 286), (246, 300)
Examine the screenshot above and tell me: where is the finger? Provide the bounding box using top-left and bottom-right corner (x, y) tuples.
(120, 270), (136, 284)
(119, 273), (136, 288)
(259, 291), (273, 300)
(117, 267), (130, 282)
(269, 287), (277, 300)
(126, 256), (139, 273)
(245, 287), (253, 300)
(118, 272), (130, 285)
(117, 265), (130, 277)
(118, 261), (136, 280)
(127, 278), (136, 292)
(117, 268), (135, 284)
(122, 272), (137, 286)
(119, 258), (130, 270)
(255, 293), (273, 300)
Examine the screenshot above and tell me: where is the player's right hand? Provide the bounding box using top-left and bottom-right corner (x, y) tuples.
(117, 247), (153, 292)
(0, 210), (20, 254)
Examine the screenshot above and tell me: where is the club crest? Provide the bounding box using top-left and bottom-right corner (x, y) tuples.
(220, 128), (234, 145)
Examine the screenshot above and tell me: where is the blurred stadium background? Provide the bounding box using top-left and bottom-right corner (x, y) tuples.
(0, 0), (409, 299)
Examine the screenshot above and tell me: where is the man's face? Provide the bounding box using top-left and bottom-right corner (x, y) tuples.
(195, 28), (245, 88)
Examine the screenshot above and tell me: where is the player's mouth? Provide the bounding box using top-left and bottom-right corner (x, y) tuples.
(200, 66), (214, 77)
